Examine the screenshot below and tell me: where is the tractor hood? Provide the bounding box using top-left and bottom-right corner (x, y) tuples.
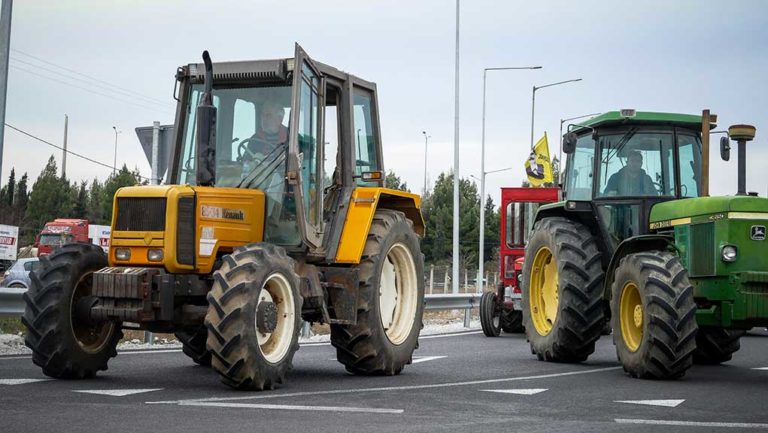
(650, 196), (768, 226)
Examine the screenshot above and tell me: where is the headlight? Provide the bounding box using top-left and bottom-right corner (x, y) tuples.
(115, 248), (131, 261)
(147, 249), (164, 262)
(721, 245), (738, 262)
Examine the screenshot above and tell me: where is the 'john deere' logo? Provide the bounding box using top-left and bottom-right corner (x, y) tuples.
(751, 225), (766, 241)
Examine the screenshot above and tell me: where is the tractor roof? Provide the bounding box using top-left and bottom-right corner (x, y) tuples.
(573, 111), (715, 132)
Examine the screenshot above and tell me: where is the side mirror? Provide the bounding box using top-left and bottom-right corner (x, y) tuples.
(563, 132), (578, 154)
(720, 136), (730, 161)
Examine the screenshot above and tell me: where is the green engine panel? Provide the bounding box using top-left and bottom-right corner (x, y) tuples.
(651, 196), (768, 328)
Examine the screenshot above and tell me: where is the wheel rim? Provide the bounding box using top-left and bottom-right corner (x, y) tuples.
(70, 271), (116, 354)
(620, 281), (643, 352)
(378, 242), (418, 345)
(255, 273), (296, 363)
(529, 247), (558, 336)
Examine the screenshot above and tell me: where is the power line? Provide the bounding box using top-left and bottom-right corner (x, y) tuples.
(9, 64), (173, 115)
(10, 56), (173, 109)
(11, 48), (173, 107)
(4, 123), (148, 181)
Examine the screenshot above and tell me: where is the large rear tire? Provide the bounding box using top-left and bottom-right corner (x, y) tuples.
(521, 217), (605, 362)
(175, 325), (212, 366)
(22, 243), (122, 379)
(611, 251), (698, 379)
(205, 243), (302, 390)
(480, 292), (501, 337)
(693, 328), (745, 365)
(331, 209), (424, 375)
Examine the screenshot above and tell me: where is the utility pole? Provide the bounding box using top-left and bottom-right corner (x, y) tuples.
(452, 0), (460, 294)
(112, 126), (121, 174)
(0, 0), (13, 184)
(62, 114), (68, 178)
(422, 131), (430, 195)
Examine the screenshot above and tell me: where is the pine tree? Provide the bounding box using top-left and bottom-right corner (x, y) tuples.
(73, 181), (88, 219)
(88, 178), (104, 224)
(24, 156), (75, 232)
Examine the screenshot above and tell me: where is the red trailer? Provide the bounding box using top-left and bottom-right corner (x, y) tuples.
(480, 187), (560, 336)
(36, 219), (89, 256)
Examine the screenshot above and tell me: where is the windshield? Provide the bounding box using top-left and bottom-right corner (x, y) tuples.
(39, 233), (73, 246)
(598, 129), (674, 197)
(176, 84), (292, 188)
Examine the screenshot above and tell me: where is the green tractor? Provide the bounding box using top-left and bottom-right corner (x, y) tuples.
(521, 109), (766, 378)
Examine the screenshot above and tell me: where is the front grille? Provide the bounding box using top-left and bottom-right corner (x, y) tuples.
(176, 196), (196, 266)
(689, 222), (715, 277)
(115, 198), (166, 231)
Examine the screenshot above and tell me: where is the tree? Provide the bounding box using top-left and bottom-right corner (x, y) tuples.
(385, 170), (409, 192)
(73, 181), (88, 219)
(421, 171), (481, 266)
(5, 168), (15, 208)
(88, 179), (104, 224)
(24, 156), (76, 233)
(483, 195), (500, 269)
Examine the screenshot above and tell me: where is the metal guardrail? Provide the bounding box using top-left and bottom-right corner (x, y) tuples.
(0, 288), (481, 325)
(0, 287), (26, 318)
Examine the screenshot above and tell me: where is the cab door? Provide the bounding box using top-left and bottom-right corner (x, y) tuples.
(288, 43), (325, 249)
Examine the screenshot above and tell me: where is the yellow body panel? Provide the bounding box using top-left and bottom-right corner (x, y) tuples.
(109, 185), (265, 274)
(335, 187), (423, 264)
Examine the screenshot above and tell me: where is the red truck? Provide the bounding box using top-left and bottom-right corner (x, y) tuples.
(480, 187), (560, 336)
(36, 219), (89, 256)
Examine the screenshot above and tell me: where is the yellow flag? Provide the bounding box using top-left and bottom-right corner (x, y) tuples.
(525, 132), (553, 186)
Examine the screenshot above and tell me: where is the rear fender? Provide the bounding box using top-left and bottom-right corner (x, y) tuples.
(334, 187), (423, 264)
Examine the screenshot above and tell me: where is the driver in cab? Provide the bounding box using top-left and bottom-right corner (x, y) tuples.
(246, 100), (288, 160)
(603, 150), (657, 196)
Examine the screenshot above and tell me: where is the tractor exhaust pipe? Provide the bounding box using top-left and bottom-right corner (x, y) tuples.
(728, 124), (756, 196)
(195, 50), (217, 186)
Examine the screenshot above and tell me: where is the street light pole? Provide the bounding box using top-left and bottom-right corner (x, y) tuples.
(478, 66), (541, 293)
(112, 126), (121, 175)
(422, 131), (430, 195)
(530, 78), (583, 149)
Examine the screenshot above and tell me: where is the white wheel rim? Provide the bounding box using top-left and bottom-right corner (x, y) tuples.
(378, 242), (418, 345)
(254, 273), (295, 364)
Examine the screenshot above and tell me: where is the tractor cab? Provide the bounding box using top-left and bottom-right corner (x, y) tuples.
(562, 111), (708, 250)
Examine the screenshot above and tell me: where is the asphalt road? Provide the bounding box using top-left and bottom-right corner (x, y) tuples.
(2, 328), (768, 433)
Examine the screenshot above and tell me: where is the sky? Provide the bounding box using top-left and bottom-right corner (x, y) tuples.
(2, 0), (768, 208)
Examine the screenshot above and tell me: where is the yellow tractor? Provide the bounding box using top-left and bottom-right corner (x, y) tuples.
(22, 45), (425, 390)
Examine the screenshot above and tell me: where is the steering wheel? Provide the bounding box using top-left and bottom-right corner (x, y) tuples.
(236, 136), (273, 162)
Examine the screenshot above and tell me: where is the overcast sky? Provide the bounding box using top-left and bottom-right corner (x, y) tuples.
(2, 0), (767, 207)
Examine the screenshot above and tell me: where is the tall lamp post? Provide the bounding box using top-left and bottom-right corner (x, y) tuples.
(558, 112), (600, 176)
(422, 131), (431, 195)
(530, 78), (582, 149)
(112, 126), (121, 175)
(478, 66), (541, 293)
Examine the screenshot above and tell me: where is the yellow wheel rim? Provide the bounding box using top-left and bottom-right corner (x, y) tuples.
(529, 247), (558, 336)
(620, 282), (643, 352)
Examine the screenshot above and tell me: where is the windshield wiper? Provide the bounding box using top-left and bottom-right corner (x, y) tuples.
(236, 143), (287, 189)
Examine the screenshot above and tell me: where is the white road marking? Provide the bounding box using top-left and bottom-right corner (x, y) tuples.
(615, 399), (685, 408)
(120, 349), (182, 355)
(146, 365), (621, 405)
(0, 355), (30, 361)
(411, 355), (446, 364)
(751, 367), (768, 370)
(75, 388), (162, 396)
(616, 418), (768, 429)
(178, 401), (403, 414)
(420, 330), (483, 339)
(0, 378), (51, 385)
(481, 388), (548, 395)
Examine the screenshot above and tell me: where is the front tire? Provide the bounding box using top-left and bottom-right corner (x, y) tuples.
(501, 310), (524, 334)
(331, 209), (424, 375)
(693, 328), (745, 365)
(205, 243), (302, 390)
(521, 217), (604, 362)
(611, 251), (697, 379)
(480, 292), (501, 337)
(22, 243), (122, 379)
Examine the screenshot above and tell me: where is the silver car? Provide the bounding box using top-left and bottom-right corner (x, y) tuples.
(2, 258), (40, 288)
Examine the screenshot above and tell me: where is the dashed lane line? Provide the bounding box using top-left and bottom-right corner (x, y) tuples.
(0, 378), (51, 385)
(615, 399), (685, 408)
(481, 388), (548, 395)
(146, 365), (621, 405)
(74, 388), (163, 396)
(178, 401), (403, 414)
(615, 418), (768, 429)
